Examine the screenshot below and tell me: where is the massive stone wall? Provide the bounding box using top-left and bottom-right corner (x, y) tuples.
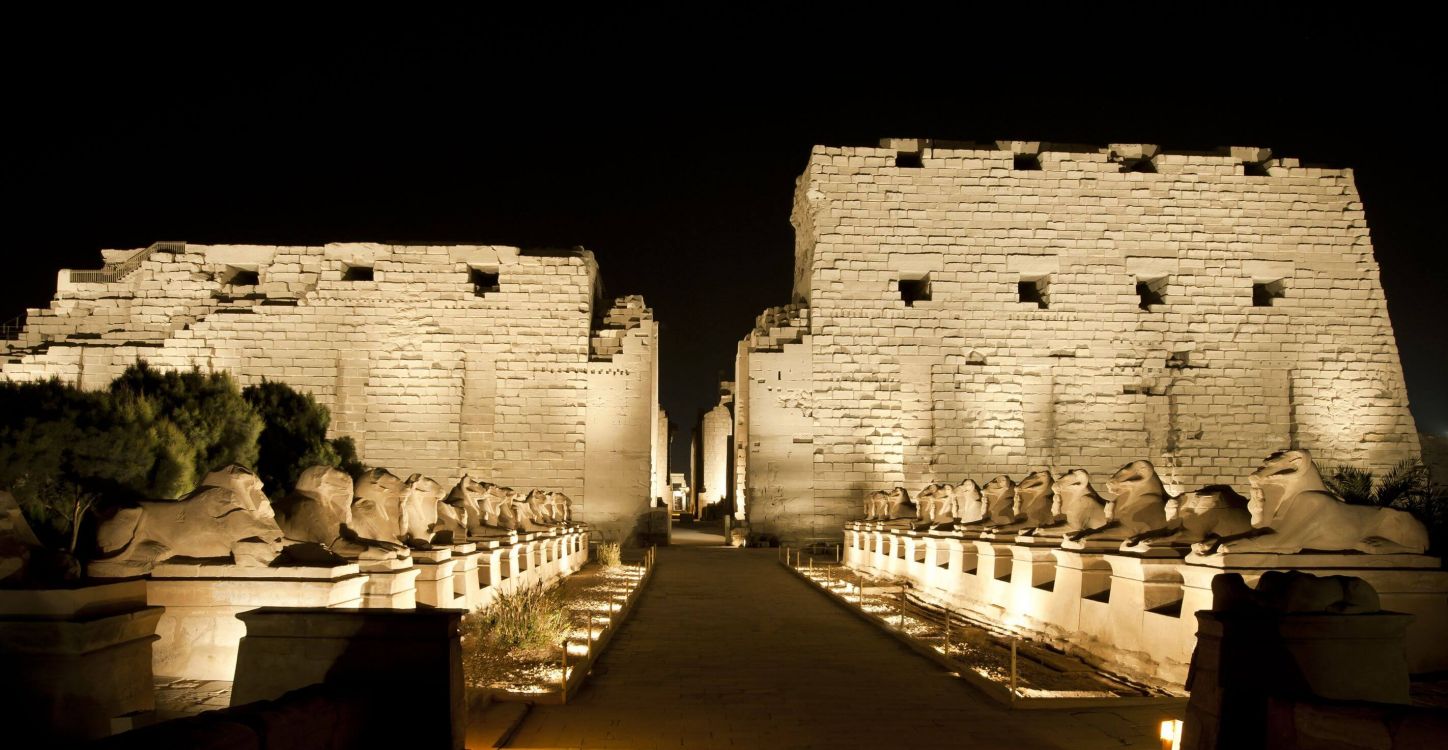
(742, 140), (1421, 542)
(653, 407), (670, 505)
(697, 383), (734, 510)
(2, 242), (661, 543)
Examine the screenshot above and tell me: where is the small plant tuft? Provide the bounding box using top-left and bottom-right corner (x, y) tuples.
(598, 541), (622, 568)
(463, 585), (569, 658)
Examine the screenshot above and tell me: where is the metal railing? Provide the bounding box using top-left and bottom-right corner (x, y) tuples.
(0, 314), (24, 342)
(68, 241), (184, 284)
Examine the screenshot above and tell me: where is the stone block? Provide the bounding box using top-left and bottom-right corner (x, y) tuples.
(148, 563), (367, 681)
(231, 607), (464, 749)
(0, 581), (162, 743)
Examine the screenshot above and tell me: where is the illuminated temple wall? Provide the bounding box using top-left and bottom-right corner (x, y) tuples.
(698, 383), (734, 510)
(1, 243), (661, 543)
(741, 141), (1421, 542)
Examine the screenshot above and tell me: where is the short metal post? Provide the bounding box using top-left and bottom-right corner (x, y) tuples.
(943, 602), (951, 652)
(561, 638), (569, 704)
(1009, 638), (1018, 701)
(898, 586), (906, 629)
(836, 543), (842, 563)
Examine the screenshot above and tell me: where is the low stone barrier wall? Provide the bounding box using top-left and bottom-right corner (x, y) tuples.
(842, 523), (1448, 688)
(0, 580), (162, 744)
(131, 527), (588, 683)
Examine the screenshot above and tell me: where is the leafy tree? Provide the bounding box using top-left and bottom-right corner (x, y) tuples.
(331, 435), (366, 479)
(243, 379), (362, 496)
(110, 362), (262, 497)
(243, 379), (336, 496)
(1, 363), (265, 559)
(0, 379), (161, 556)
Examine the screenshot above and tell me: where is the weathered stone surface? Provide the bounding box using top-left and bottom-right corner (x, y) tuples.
(547, 491), (574, 524)
(437, 478), (473, 538)
(200, 464), (273, 519)
(1, 490), (42, 584)
(970, 475), (1017, 528)
(350, 467), (406, 543)
(736, 143), (1420, 542)
(1103, 460), (1172, 538)
(1120, 484), (1251, 550)
(1182, 572), (1411, 749)
(699, 385), (734, 511)
(1194, 449), (1429, 555)
(91, 486), (284, 576)
(232, 607), (464, 749)
(0, 581), (161, 743)
(401, 473), (444, 545)
(1008, 469), (1059, 535)
(0, 244), (661, 545)
(275, 465), (352, 542)
(1052, 469), (1110, 537)
(272, 466), (403, 561)
(520, 489), (556, 529)
(953, 479), (984, 524)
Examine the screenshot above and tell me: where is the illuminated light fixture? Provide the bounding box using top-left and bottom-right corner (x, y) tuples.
(1159, 719), (1182, 750)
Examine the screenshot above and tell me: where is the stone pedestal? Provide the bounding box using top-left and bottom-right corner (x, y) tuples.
(1101, 550), (1193, 684)
(148, 562), (366, 680)
(1182, 552), (1448, 673)
(410, 548), (458, 609)
(1006, 543), (1059, 628)
(972, 540), (1015, 614)
(843, 528), (864, 567)
(0, 580), (162, 743)
(449, 542), (483, 611)
(359, 557), (420, 609)
(472, 537), (513, 589)
(507, 537), (531, 582)
(919, 534), (953, 592)
(232, 607), (464, 750)
(1047, 549), (1114, 640)
(1182, 609), (1413, 750)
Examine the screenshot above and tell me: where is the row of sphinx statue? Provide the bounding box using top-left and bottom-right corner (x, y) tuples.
(89, 464), (582, 575)
(859, 449), (1429, 556)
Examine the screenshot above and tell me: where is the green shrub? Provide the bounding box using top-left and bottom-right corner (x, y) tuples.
(0, 362), (266, 559)
(242, 379), (361, 497)
(598, 541), (622, 568)
(1327, 458), (1448, 555)
(331, 435), (365, 479)
(465, 585), (569, 657)
(109, 362), (263, 497)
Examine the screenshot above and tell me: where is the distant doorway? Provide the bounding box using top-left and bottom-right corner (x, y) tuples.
(670, 516), (726, 546)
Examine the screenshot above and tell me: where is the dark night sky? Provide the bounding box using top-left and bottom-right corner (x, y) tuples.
(4, 15), (1444, 473)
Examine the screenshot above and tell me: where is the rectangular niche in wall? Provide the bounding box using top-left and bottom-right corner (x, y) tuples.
(1013, 153), (1042, 171)
(470, 266), (500, 296)
(222, 266), (259, 286)
(1137, 275), (1168, 311)
(342, 264), (374, 281)
(1253, 279), (1286, 307)
(899, 272), (931, 306)
(1018, 275), (1049, 309)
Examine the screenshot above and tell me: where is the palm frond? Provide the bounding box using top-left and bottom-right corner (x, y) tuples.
(1326, 464), (1375, 505)
(1375, 458), (1427, 507)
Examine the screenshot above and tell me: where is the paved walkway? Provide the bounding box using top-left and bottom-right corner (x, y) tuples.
(508, 547), (1180, 749)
